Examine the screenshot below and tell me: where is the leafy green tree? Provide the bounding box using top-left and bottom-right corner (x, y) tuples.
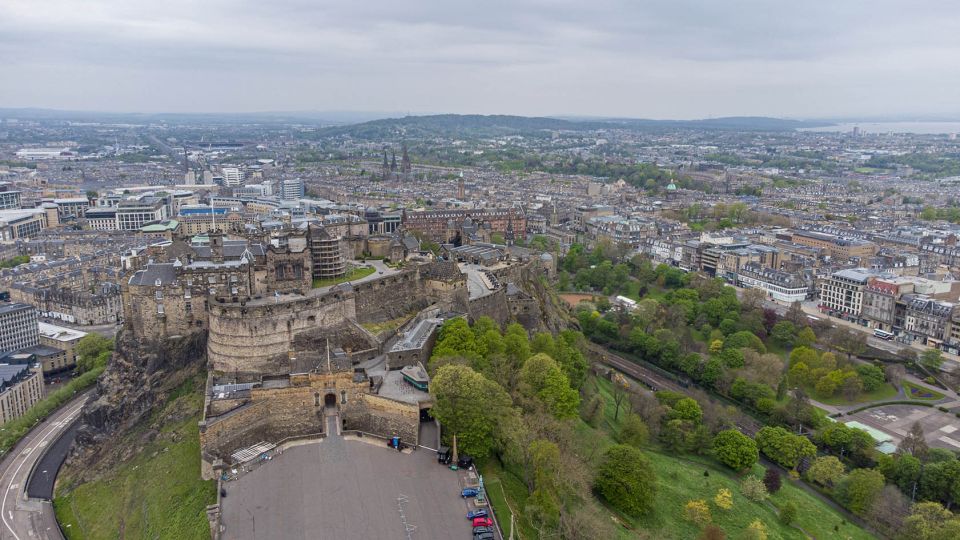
(712, 430), (758, 471)
(771, 321), (797, 346)
(805, 456), (847, 488)
(723, 331), (766, 353)
(901, 501), (960, 540)
(920, 349), (944, 371)
(669, 397), (703, 423)
(755, 426), (817, 469)
(856, 363), (886, 392)
(518, 353), (580, 419)
(593, 444), (657, 517)
(75, 334), (114, 372)
(619, 414), (649, 448)
(430, 318), (483, 367)
(795, 326), (817, 348)
(429, 365), (512, 458)
(839, 468), (885, 516)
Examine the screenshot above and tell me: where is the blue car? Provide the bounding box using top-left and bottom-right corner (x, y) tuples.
(461, 487), (480, 498)
(467, 509), (488, 520)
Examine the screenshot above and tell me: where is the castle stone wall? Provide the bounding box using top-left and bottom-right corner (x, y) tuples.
(207, 292), (356, 373)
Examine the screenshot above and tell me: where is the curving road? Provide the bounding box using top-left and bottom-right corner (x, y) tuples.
(0, 394), (88, 540)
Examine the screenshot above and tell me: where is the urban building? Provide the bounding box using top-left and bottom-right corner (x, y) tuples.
(818, 268), (876, 318)
(0, 209), (47, 240)
(0, 363), (44, 425)
(0, 303), (39, 354)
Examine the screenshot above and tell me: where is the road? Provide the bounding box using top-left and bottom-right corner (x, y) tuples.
(0, 394), (88, 540)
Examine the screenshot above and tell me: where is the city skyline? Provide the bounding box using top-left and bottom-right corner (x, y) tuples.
(3, 0), (960, 119)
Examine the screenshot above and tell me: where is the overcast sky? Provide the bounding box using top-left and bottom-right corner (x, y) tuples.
(2, 0), (959, 119)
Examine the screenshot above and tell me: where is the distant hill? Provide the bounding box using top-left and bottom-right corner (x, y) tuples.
(317, 114), (833, 139)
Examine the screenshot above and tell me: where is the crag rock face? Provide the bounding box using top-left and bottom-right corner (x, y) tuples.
(75, 329), (208, 454)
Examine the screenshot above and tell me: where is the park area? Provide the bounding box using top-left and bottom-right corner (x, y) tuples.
(481, 374), (873, 540)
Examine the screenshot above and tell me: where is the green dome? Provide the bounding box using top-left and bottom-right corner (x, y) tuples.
(666, 182), (677, 191)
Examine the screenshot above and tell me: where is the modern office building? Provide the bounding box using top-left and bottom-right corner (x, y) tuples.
(115, 197), (168, 231)
(221, 167), (244, 188)
(0, 303), (39, 354)
(0, 209), (47, 240)
(280, 179), (305, 200)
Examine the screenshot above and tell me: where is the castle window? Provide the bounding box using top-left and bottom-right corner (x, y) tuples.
(340, 391), (347, 404)
(155, 290), (162, 300)
(157, 303), (164, 315)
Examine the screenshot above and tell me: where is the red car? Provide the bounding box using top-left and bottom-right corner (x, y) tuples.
(472, 517), (493, 528)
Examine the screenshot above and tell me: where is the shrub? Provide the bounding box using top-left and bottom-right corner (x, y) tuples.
(713, 488), (733, 511)
(712, 429), (758, 472)
(762, 467), (782, 494)
(745, 519), (767, 540)
(684, 499), (712, 526)
(779, 502), (797, 525)
(740, 476), (768, 502)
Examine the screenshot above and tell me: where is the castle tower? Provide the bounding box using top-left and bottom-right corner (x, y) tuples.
(390, 151), (397, 172)
(382, 149), (390, 181)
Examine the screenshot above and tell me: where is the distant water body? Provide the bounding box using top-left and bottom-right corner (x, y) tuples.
(801, 122), (960, 134)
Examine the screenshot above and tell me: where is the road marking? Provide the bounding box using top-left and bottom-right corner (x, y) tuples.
(1, 397), (87, 540)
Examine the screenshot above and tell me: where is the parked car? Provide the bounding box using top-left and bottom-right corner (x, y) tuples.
(457, 455), (474, 469)
(472, 517), (493, 528)
(473, 526), (495, 540)
(461, 487), (480, 498)
(466, 509), (488, 520)
(437, 446), (452, 465)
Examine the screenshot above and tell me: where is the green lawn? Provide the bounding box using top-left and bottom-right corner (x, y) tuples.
(804, 382), (899, 406)
(54, 377), (216, 540)
(574, 374), (876, 540)
(902, 381), (946, 401)
(311, 265), (376, 288)
(478, 459), (537, 540)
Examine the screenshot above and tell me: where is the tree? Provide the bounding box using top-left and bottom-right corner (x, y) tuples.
(839, 468), (885, 516)
(75, 334), (114, 372)
(763, 468), (782, 494)
(805, 456), (847, 488)
(619, 414), (649, 448)
(856, 363), (886, 392)
(612, 378), (628, 421)
(920, 349), (944, 371)
(684, 499), (712, 526)
(771, 321), (797, 346)
(713, 488), (733, 511)
(899, 422), (930, 461)
(518, 353), (580, 419)
(593, 445), (657, 517)
(740, 476), (768, 502)
(712, 430), (758, 471)
(755, 426), (817, 469)
(669, 397), (703, 423)
(795, 326), (817, 348)
(429, 365), (512, 458)
(901, 501), (960, 540)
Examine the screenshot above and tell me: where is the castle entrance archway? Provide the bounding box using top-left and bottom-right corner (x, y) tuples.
(324, 393), (337, 408)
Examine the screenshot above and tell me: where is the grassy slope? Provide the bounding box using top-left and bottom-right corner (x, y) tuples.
(54, 377), (216, 540)
(486, 374), (874, 540)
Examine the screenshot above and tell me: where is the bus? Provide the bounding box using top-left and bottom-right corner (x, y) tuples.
(874, 329), (894, 340)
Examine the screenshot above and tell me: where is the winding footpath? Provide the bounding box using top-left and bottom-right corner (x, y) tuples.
(0, 393), (88, 540)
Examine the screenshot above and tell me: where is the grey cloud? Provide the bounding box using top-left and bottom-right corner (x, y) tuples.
(0, 0), (958, 118)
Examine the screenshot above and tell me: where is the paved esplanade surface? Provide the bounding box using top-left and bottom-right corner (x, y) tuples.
(221, 416), (473, 540)
(0, 393), (88, 540)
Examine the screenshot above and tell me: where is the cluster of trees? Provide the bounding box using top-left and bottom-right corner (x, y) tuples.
(429, 318), (624, 537)
(920, 206), (960, 224)
(0, 255), (30, 269)
(75, 334), (114, 373)
(787, 346), (889, 400)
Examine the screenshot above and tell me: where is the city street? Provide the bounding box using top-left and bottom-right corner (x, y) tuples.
(0, 393), (88, 540)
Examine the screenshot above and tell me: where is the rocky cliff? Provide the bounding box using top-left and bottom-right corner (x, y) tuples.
(70, 328), (208, 476)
